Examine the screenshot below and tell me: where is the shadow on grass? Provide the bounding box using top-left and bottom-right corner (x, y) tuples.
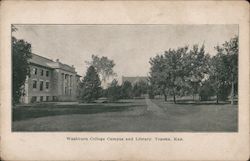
(175, 102), (231, 105)
(12, 104), (143, 122)
(163, 98), (238, 106)
(101, 101), (134, 104)
(158, 100), (235, 106)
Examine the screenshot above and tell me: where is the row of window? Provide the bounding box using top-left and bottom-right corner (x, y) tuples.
(32, 80), (49, 91)
(62, 74), (73, 87)
(33, 68), (50, 77)
(64, 87), (72, 96)
(31, 96), (56, 102)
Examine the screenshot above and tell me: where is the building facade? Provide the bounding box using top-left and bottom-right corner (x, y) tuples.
(20, 53), (81, 103)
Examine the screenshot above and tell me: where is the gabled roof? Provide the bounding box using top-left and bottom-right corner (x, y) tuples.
(29, 53), (54, 69)
(29, 53), (77, 73)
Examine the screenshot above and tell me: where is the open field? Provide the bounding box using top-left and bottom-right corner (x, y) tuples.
(151, 99), (238, 132)
(12, 99), (238, 132)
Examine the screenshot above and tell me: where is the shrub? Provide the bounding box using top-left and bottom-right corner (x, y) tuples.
(107, 79), (121, 102)
(199, 84), (215, 101)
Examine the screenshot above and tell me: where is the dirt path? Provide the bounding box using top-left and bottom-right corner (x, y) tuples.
(145, 98), (165, 116)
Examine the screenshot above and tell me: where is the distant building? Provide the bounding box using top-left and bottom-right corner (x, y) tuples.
(121, 76), (148, 85)
(20, 53), (81, 103)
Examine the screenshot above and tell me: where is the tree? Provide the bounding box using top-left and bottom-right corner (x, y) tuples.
(80, 66), (102, 102)
(209, 51), (226, 103)
(147, 77), (163, 99)
(147, 84), (155, 99)
(149, 45), (212, 103)
(149, 47), (190, 103)
(121, 81), (133, 99)
(222, 36), (238, 104)
(186, 44), (210, 101)
(209, 36), (238, 104)
(12, 26), (32, 105)
(106, 79), (121, 102)
(86, 55), (116, 87)
(163, 46), (189, 103)
(149, 54), (171, 101)
(132, 83), (140, 97)
(199, 80), (215, 101)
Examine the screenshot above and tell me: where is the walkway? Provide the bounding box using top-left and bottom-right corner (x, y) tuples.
(145, 98), (165, 116)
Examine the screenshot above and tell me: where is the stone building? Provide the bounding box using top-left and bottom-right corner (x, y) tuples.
(20, 53), (81, 103)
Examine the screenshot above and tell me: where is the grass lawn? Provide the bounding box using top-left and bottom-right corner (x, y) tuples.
(12, 98), (238, 132)
(12, 100), (145, 121)
(151, 99), (238, 132)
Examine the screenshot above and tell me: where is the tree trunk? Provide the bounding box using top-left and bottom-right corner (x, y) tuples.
(162, 86), (167, 102)
(216, 91), (219, 104)
(164, 94), (167, 101)
(173, 92), (176, 104)
(231, 75), (234, 105)
(216, 76), (219, 104)
(163, 89), (167, 102)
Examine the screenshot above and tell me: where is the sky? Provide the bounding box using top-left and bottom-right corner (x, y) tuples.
(13, 24), (238, 81)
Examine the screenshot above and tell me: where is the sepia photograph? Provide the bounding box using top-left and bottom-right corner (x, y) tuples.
(11, 24), (238, 132)
(1, 1), (249, 160)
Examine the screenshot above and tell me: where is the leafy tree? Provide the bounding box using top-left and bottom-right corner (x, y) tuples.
(209, 36), (238, 104)
(150, 45), (211, 103)
(107, 79), (121, 102)
(162, 46), (189, 103)
(147, 84), (155, 99)
(186, 44), (210, 101)
(149, 36), (238, 104)
(86, 55), (116, 87)
(132, 80), (148, 98)
(209, 52), (226, 103)
(138, 80), (148, 95)
(132, 83), (140, 97)
(222, 36), (238, 104)
(121, 81), (133, 99)
(149, 54), (171, 101)
(80, 66), (102, 102)
(12, 26), (32, 105)
(199, 80), (215, 101)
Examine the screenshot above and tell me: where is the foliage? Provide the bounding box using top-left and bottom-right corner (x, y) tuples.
(209, 36), (238, 103)
(106, 79), (121, 102)
(147, 84), (156, 99)
(80, 66), (102, 102)
(12, 30), (32, 105)
(149, 36), (238, 104)
(149, 54), (170, 101)
(199, 81), (215, 101)
(132, 80), (148, 98)
(121, 81), (133, 99)
(149, 46), (189, 103)
(86, 55), (116, 85)
(185, 44), (210, 99)
(222, 36), (238, 104)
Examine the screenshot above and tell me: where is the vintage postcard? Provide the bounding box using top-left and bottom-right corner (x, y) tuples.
(0, 1), (249, 161)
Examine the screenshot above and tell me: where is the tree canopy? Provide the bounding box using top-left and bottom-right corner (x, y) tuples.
(210, 36), (238, 104)
(86, 55), (116, 85)
(149, 36), (238, 104)
(121, 81), (133, 99)
(79, 66), (102, 102)
(12, 26), (32, 105)
(106, 79), (121, 102)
